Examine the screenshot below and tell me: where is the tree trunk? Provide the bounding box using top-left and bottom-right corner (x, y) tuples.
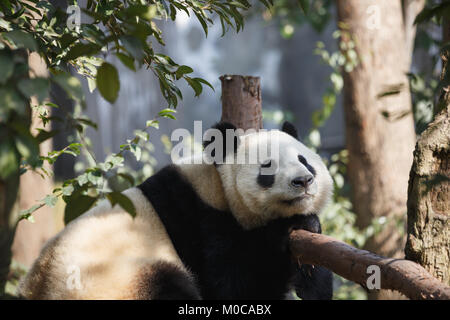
(220, 75), (262, 131)
(405, 18), (450, 286)
(11, 52), (57, 268)
(0, 176), (20, 295)
(337, 0), (417, 299)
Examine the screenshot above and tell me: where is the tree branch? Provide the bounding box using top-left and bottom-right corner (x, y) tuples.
(290, 230), (450, 300)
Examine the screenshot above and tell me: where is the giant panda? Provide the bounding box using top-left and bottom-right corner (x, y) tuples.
(20, 121), (334, 300)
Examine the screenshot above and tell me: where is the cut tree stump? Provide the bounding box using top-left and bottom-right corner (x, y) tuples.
(220, 75), (262, 131)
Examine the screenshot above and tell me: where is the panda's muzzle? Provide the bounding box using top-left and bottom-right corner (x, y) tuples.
(290, 174), (314, 189)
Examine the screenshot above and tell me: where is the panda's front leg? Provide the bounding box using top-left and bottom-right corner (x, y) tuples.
(290, 213), (333, 300)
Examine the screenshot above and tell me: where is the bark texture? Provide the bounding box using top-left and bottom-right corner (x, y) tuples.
(220, 75), (262, 131)
(337, 0), (418, 299)
(405, 19), (450, 285)
(290, 230), (450, 300)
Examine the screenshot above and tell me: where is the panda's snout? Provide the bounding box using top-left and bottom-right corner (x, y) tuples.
(291, 174), (314, 189)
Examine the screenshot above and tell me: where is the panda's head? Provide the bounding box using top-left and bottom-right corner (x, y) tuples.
(203, 121), (333, 229)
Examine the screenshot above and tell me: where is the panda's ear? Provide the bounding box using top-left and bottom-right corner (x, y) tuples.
(281, 121), (298, 139)
(203, 122), (240, 163)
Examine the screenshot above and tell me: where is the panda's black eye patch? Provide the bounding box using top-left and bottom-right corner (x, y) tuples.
(298, 155), (316, 176)
(298, 155), (308, 166)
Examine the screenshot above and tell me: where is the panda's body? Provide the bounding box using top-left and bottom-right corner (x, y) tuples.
(20, 122), (334, 300)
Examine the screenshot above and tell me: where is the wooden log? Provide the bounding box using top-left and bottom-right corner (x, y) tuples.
(290, 230), (450, 300)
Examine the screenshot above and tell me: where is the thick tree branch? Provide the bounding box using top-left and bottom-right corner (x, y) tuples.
(290, 230), (450, 300)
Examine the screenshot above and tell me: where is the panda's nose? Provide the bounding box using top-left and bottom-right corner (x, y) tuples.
(291, 175), (314, 188)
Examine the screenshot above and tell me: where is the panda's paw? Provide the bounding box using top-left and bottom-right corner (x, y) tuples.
(290, 213), (322, 234)
(294, 264), (333, 300)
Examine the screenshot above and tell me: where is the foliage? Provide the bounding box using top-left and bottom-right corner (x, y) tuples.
(413, 0), (450, 117)
(413, 0), (450, 26)
(0, 0), (278, 229)
(408, 72), (438, 134)
(305, 28), (358, 148)
(4, 260), (27, 297)
(260, 0), (333, 38)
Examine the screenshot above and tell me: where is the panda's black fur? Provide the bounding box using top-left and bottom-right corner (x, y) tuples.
(136, 122), (333, 300)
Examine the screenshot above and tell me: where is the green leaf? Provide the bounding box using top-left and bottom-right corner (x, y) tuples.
(45, 102), (59, 108)
(414, 3), (450, 25)
(52, 72), (84, 102)
(155, 54), (177, 66)
(117, 173), (135, 186)
(0, 141), (19, 179)
(298, 0), (310, 14)
(175, 65), (193, 79)
(76, 117), (98, 129)
(116, 52), (136, 71)
(87, 77), (96, 92)
(64, 194), (97, 225)
(193, 77), (214, 91)
(229, 2), (249, 9)
(60, 34), (78, 48)
(120, 35), (144, 61)
(146, 119), (159, 129)
(106, 192), (136, 218)
(134, 129), (149, 141)
(97, 62), (120, 103)
(158, 108), (176, 115)
(122, 4), (157, 20)
(107, 154), (124, 168)
(35, 129), (59, 143)
(0, 87), (27, 118)
(65, 43), (102, 61)
(193, 11), (209, 36)
(4, 30), (37, 51)
(0, 50), (14, 84)
(130, 144), (142, 161)
(185, 77), (202, 97)
(158, 108), (177, 119)
(44, 194), (58, 207)
(17, 78), (50, 102)
(62, 184), (74, 196)
(14, 128), (40, 166)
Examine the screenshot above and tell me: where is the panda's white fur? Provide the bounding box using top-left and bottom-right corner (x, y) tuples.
(20, 188), (184, 299)
(20, 124), (333, 300)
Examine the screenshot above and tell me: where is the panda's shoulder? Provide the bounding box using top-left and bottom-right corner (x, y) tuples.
(137, 164), (191, 201)
(138, 163), (227, 212)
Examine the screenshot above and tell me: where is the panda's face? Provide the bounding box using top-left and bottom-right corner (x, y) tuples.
(216, 127), (333, 229)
